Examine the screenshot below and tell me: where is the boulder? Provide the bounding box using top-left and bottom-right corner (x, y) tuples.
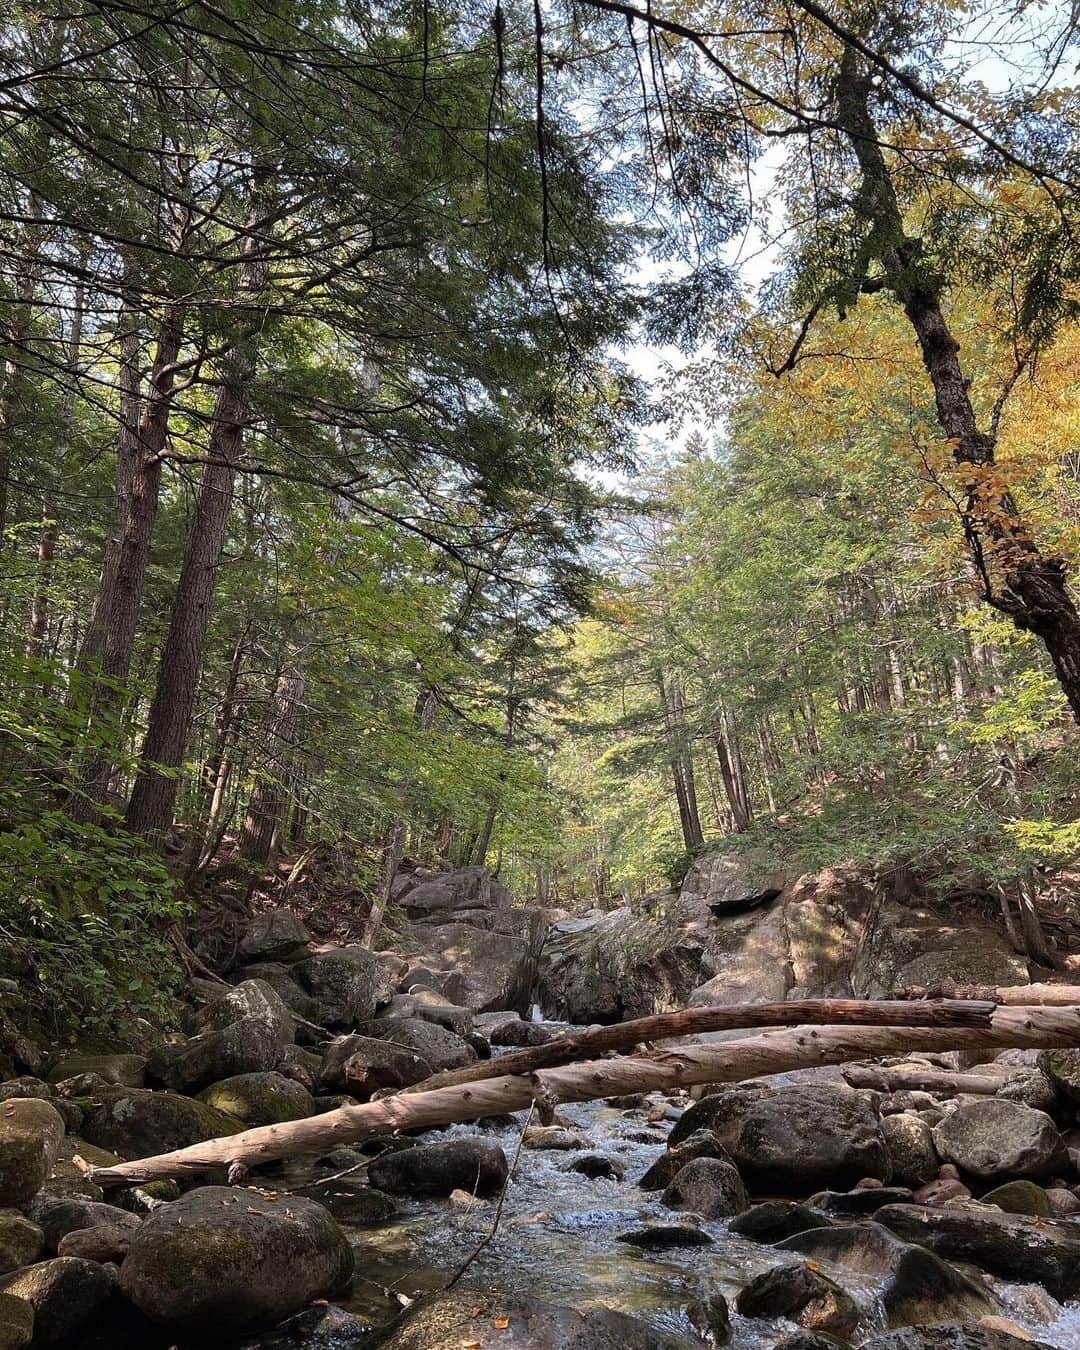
(187, 977), (296, 1043)
(297, 948), (380, 1027)
(146, 1016), (288, 1096)
(813, 1186), (914, 1216)
(118, 1185), (353, 1335)
(289, 1180), (396, 1225)
(360, 1018), (476, 1076)
(80, 1086), (244, 1160)
(56, 1221), (135, 1263)
(735, 1262), (860, 1339)
(0, 1098), (65, 1206)
(238, 909), (311, 963)
(375, 1288), (698, 1348)
(368, 1139), (508, 1198)
(931, 1101), (1066, 1181)
(660, 1157), (747, 1219)
(638, 1128), (733, 1191)
(522, 1126), (590, 1151)
(47, 1054), (146, 1088)
(233, 964), (322, 1027)
(24, 1194), (137, 1252)
(729, 1200), (829, 1244)
(565, 1155), (624, 1181)
(423, 918), (544, 1016)
(667, 1084), (772, 1149)
(381, 992), (474, 1037)
(0, 1080), (51, 1105)
(778, 1222), (998, 1327)
(686, 1291), (731, 1345)
(1037, 1048), (1080, 1105)
(0, 1292), (32, 1349)
(980, 1180), (1053, 1217)
(197, 1071), (315, 1125)
(616, 1224), (713, 1248)
(994, 1068), (1056, 1114)
(396, 867), (510, 921)
(0, 1258), (111, 1345)
(773, 1335), (853, 1350)
(489, 1019), (552, 1047)
(861, 1327), (1053, 1350)
(876, 1202), (1080, 1300)
(882, 1113), (939, 1188)
(319, 1034), (429, 1095)
(0, 1210), (43, 1275)
(853, 912), (1028, 998)
(679, 846), (790, 916)
(688, 902), (790, 1008)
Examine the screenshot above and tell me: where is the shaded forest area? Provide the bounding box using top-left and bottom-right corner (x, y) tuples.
(1, 0), (1079, 1039)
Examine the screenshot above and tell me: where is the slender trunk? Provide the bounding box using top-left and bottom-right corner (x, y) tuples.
(713, 696), (752, 832)
(658, 669), (704, 852)
(237, 665), (305, 866)
(361, 817), (406, 948)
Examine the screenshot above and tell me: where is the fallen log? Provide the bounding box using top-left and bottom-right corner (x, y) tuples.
(83, 1004), (1080, 1190)
(895, 981), (1080, 1006)
(842, 1064), (1010, 1096)
(403, 998), (998, 1094)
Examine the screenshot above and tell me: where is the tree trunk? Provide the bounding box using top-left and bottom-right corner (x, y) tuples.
(237, 664), (305, 866)
(83, 1003), (1080, 1189)
(658, 669), (704, 852)
(713, 697), (752, 832)
(842, 1064), (1009, 1095)
(836, 51), (1080, 722)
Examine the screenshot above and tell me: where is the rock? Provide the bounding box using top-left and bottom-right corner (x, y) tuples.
(0, 1211), (43, 1275)
(47, 1054), (147, 1088)
(319, 1034), (430, 1094)
(666, 1084), (771, 1149)
(24, 1194), (137, 1251)
(1038, 1048), (1080, 1105)
(367, 1139), (508, 1197)
(522, 1126), (590, 1151)
(882, 1113), (939, 1188)
(0, 1292), (32, 1349)
(423, 917), (544, 1016)
(0, 1098), (65, 1206)
(994, 1069), (1056, 1114)
(80, 1086), (244, 1160)
(489, 1019), (552, 1047)
(238, 909), (311, 963)
(980, 1180), (1053, 1217)
(686, 1291), (731, 1344)
(773, 1335), (853, 1350)
(288, 1181), (396, 1225)
(397, 866), (510, 920)
(565, 1155), (624, 1181)
(931, 1100), (1066, 1181)
(778, 1222), (998, 1328)
(197, 1071), (315, 1124)
(680, 846), (790, 916)
(297, 947), (380, 1027)
(854, 914), (1029, 998)
(118, 1185), (353, 1334)
(813, 1186), (914, 1216)
(861, 1326), (1053, 1350)
(1046, 1186), (1080, 1216)
(731, 1086), (890, 1194)
(374, 1288), (698, 1348)
(188, 977), (296, 1043)
(876, 1201), (1080, 1299)
(0, 1080), (51, 1104)
(0, 1258), (111, 1345)
(638, 1128), (733, 1191)
(148, 1016), (289, 1095)
(360, 1018), (476, 1076)
(661, 1157), (747, 1218)
(56, 1220), (134, 1263)
(617, 1224), (713, 1248)
(381, 993), (474, 1037)
(234, 964), (322, 1027)
(735, 1262), (860, 1339)
(729, 1200), (829, 1243)
(912, 1177), (971, 1206)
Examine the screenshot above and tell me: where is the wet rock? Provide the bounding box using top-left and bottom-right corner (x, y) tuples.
(1, 1257), (111, 1345)
(812, 1186), (914, 1216)
(0, 1292), (33, 1349)
(80, 1086), (244, 1160)
(360, 1018), (476, 1075)
(118, 1185), (353, 1335)
(238, 909), (311, 963)
(876, 1201), (1080, 1299)
(882, 1113), (939, 1188)
(47, 1054), (147, 1088)
(296, 947), (380, 1027)
(0, 1098), (65, 1206)
(290, 1181), (396, 1225)
(861, 1325), (1053, 1349)
(773, 1336), (853, 1350)
(661, 1157), (747, 1219)
(367, 1139), (508, 1198)
(24, 1194), (137, 1252)
(0, 1210), (43, 1275)
(148, 1016), (289, 1095)
(319, 1034), (429, 1094)
(489, 1019), (553, 1047)
(735, 1262), (860, 1339)
(197, 1071), (315, 1124)
(565, 1154), (624, 1181)
(638, 1128), (732, 1191)
(523, 1126), (590, 1151)
(687, 1290), (731, 1344)
(778, 1222), (997, 1327)
(729, 1200), (829, 1243)
(617, 1223), (713, 1248)
(56, 1220), (135, 1263)
(374, 1287), (699, 1348)
(931, 1101), (1066, 1181)
(980, 1179), (1052, 1217)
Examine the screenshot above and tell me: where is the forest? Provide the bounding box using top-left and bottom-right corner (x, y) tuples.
(1, 1), (1080, 1347)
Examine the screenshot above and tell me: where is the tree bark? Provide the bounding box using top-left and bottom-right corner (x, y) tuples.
(83, 1003), (1080, 1189)
(835, 51), (1080, 722)
(842, 1064), (1009, 1095)
(237, 664), (305, 866)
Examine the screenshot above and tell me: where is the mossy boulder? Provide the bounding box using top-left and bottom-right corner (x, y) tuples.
(48, 1054), (146, 1088)
(0, 1098), (65, 1206)
(1038, 1048), (1080, 1106)
(980, 1179), (1053, 1217)
(118, 1185), (353, 1335)
(80, 1086), (244, 1160)
(238, 910), (312, 964)
(932, 1100), (1066, 1181)
(297, 948), (380, 1028)
(0, 1210), (43, 1275)
(660, 1157), (747, 1219)
(148, 1016), (289, 1095)
(197, 1071), (315, 1125)
(368, 1139), (508, 1198)
(0, 1258), (111, 1345)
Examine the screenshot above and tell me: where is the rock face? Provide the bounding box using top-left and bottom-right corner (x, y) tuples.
(420, 918), (544, 1016)
(80, 1086), (244, 1159)
(118, 1185), (354, 1335)
(197, 1071), (315, 1124)
(1, 1258), (111, 1346)
(0, 1098), (65, 1206)
(368, 1139), (508, 1197)
(297, 947), (380, 1027)
(0, 1291), (33, 1349)
(376, 1288), (698, 1349)
(931, 1101), (1067, 1181)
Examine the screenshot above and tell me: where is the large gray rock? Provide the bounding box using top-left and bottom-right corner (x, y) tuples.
(24, 1194), (138, 1252)
(319, 1034), (430, 1095)
(374, 1288), (697, 1348)
(0, 1210), (43, 1275)
(187, 977), (296, 1043)
(80, 1086), (244, 1160)
(381, 991), (474, 1036)
(368, 1139), (508, 1198)
(361, 1018), (476, 1076)
(118, 1185), (353, 1334)
(638, 1128), (734, 1191)
(853, 912), (1028, 997)
(148, 1016), (288, 1095)
(882, 1113), (939, 1188)
(735, 1262), (860, 1339)
(238, 909), (311, 963)
(396, 867), (511, 922)
(877, 1201), (1080, 1299)
(422, 917), (543, 1016)
(1, 1258), (111, 1346)
(1037, 1048), (1080, 1105)
(47, 1054), (146, 1088)
(0, 1292), (32, 1349)
(679, 847), (790, 916)
(0, 1098), (65, 1206)
(931, 1100), (1067, 1181)
(297, 947), (380, 1027)
(233, 964), (322, 1027)
(660, 1157), (747, 1218)
(197, 1071), (315, 1125)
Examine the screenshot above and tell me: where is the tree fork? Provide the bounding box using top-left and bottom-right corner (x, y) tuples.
(83, 1004), (1080, 1189)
